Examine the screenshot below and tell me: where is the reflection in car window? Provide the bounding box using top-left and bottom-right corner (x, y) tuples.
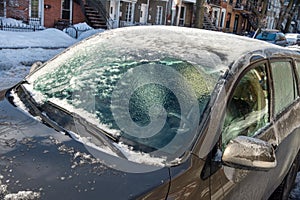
(271, 61), (297, 115)
(222, 64), (269, 148)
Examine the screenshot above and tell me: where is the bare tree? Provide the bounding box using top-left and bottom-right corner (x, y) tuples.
(250, 0), (268, 30)
(6, 0), (29, 22)
(283, 0), (300, 33)
(275, 0), (300, 32)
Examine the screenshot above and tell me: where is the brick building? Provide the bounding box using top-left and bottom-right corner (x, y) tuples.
(0, 0), (85, 28)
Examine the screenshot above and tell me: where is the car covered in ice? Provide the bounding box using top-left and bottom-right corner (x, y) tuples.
(0, 26), (299, 200)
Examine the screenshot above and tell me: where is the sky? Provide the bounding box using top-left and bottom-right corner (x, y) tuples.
(0, 18), (299, 199)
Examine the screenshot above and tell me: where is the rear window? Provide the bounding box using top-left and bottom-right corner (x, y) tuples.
(256, 32), (276, 41)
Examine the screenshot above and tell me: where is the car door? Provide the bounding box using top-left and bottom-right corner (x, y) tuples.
(208, 58), (300, 199)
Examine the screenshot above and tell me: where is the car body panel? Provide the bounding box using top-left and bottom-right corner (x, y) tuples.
(167, 155), (210, 200)
(0, 93), (170, 199)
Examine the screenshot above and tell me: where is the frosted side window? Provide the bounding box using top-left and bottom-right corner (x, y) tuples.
(271, 61), (296, 115)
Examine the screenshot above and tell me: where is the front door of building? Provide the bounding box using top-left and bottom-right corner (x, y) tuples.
(140, 3), (147, 24)
(30, 0), (43, 25)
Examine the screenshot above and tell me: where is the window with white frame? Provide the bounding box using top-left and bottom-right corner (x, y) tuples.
(62, 0), (71, 20)
(30, 0), (39, 18)
(156, 6), (163, 25)
(125, 3), (132, 22)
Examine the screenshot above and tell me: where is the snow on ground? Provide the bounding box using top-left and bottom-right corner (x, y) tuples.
(0, 28), (76, 48)
(0, 20), (104, 90)
(0, 19), (299, 199)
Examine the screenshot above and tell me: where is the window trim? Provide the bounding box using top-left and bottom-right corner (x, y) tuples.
(221, 60), (271, 147)
(268, 58), (299, 119)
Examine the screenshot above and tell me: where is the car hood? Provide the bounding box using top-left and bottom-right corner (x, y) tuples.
(0, 90), (170, 199)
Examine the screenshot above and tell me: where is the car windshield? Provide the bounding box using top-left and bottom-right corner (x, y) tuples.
(256, 32), (276, 41)
(24, 28), (222, 162)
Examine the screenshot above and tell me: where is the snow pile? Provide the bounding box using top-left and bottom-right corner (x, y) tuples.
(77, 28), (105, 41)
(63, 22), (105, 40)
(0, 25), (78, 90)
(0, 28), (76, 48)
(0, 17), (25, 26)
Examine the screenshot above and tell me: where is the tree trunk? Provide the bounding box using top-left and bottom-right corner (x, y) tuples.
(194, 0), (205, 29)
(256, 0), (268, 29)
(276, 0), (294, 30)
(284, 0), (300, 33)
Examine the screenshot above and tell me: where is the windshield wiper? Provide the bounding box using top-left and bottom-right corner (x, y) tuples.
(16, 83), (126, 159)
(17, 83), (69, 134)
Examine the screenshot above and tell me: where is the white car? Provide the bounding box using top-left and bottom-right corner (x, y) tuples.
(285, 33), (300, 45)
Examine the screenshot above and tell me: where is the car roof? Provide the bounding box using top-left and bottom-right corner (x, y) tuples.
(91, 26), (293, 73)
(285, 33), (300, 37)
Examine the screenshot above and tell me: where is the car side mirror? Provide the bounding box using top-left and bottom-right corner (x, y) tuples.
(222, 136), (277, 171)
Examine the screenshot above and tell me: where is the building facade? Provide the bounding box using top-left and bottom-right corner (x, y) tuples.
(0, 0), (85, 28)
(1, 0), (299, 34)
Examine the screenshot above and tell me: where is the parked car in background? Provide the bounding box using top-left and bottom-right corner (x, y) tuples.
(254, 29), (288, 46)
(0, 26), (299, 200)
(285, 33), (300, 46)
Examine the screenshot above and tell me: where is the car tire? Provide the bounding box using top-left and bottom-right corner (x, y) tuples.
(269, 151), (300, 200)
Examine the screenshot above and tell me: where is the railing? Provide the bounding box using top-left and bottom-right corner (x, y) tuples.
(64, 25), (93, 39)
(0, 19), (45, 32)
(54, 19), (71, 30)
(85, 0), (114, 29)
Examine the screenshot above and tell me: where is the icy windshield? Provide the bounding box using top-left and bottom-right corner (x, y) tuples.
(26, 27), (222, 161)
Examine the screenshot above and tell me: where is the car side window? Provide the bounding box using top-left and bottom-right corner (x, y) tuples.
(271, 61), (297, 115)
(222, 64), (269, 148)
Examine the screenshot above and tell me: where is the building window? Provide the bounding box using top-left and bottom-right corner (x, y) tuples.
(62, 0), (71, 20)
(31, 0), (39, 18)
(156, 6), (163, 25)
(125, 3), (132, 22)
(179, 6), (186, 26)
(226, 13), (231, 29)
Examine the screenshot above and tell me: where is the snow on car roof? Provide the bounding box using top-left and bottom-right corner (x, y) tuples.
(86, 25), (283, 72)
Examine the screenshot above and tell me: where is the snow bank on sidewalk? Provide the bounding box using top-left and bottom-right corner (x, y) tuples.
(0, 28), (76, 48)
(0, 27), (78, 90)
